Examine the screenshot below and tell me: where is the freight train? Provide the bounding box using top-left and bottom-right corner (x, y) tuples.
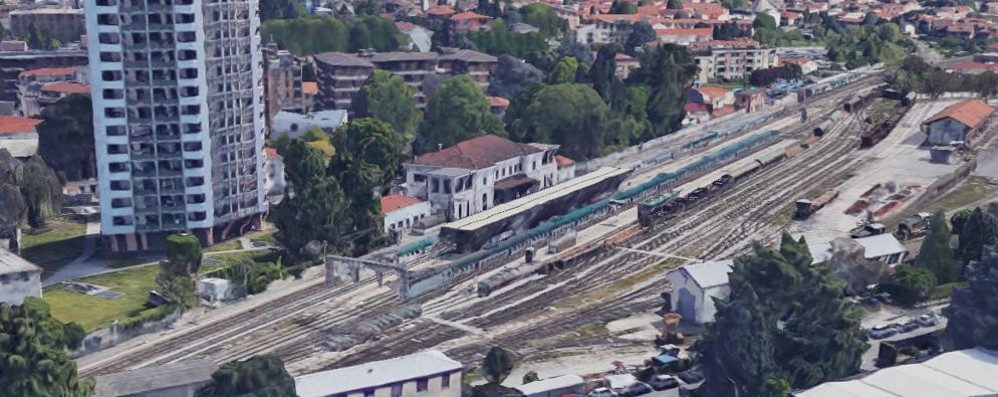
(860, 92), (917, 148)
(794, 190), (839, 219)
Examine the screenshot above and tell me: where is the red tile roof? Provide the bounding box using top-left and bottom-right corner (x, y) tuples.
(555, 155), (575, 167)
(655, 28), (713, 37)
(264, 147), (282, 161)
(381, 195), (423, 213)
(411, 135), (541, 170)
(0, 116), (42, 134)
(41, 81), (89, 94)
(923, 99), (995, 129)
(450, 10), (490, 21)
(395, 21), (417, 32)
(695, 86), (729, 99)
(684, 102), (709, 113)
(711, 104), (736, 118)
(19, 66), (76, 79)
(488, 96), (510, 108)
(426, 5), (455, 16)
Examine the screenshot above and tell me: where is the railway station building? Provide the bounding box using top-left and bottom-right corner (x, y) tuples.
(921, 99), (996, 146)
(295, 350), (463, 397)
(402, 135), (560, 221)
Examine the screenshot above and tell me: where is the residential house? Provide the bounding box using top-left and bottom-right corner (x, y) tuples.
(808, 233), (908, 266)
(270, 110), (349, 139)
(655, 28), (713, 45)
(690, 39), (778, 83)
(556, 155), (576, 183)
(0, 247), (42, 305)
(263, 147), (286, 202)
(488, 96), (509, 121)
(263, 44), (309, 129)
(921, 99), (996, 146)
(614, 53), (639, 79)
(664, 259), (734, 324)
(426, 5), (456, 21)
(313, 49), (497, 111)
(396, 22), (434, 52)
(0, 49), (88, 108)
(572, 14), (663, 46)
(403, 135), (559, 221)
(450, 11), (493, 33)
(295, 351), (463, 397)
(16, 66), (85, 115)
(382, 194), (432, 233)
(9, 8), (85, 44)
(687, 86), (735, 112)
(92, 359), (218, 397)
(0, 116), (41, 158)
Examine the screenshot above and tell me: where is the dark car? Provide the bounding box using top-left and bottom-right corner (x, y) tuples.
(677, 371), (705, 385)
(893, 321), (919, 333)
(649, 375), (680, 391)
(868, 326), (897, 340)
(620, 382), (653, 397)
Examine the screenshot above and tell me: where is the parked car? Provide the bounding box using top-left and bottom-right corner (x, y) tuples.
(589, 387), (619, 397)
(677, 371), (705, 385)
(649, 375), (680, 391)
(894, 321), (919, 333)
(868, 325), (897, 340)
(620, 382), (653, 397)
(916, 314), (939, 327)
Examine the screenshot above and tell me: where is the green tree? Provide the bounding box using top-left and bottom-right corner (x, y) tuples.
(36, 94), (95, 181)
(470, 346), (525, 397)
(943, 245), (998, 351)
(351, 70), (422, 150)
(469, 20), (548, 58)
(880, 265), (937, 306)
(522, 371), (540, 384)
(702, 234), (866, 394)
(754, 13), (778, 29)
(487, 54), (545, 100)
(349, 22), (373, 51)
(713, 22), (744, 40)
(262, 17), (350, 55)
(163, 233), (203, 277)
(951, 208), (973, 235)
(628, 44), (697, 136)
(590, 44), (619, 103)
(624, 22), (656, 54)
(917, 210), (959, 283)
(519, 3), (560, 37)
(259, 0), (303, 20)
(958, 207), (998, 264)
(0, 297), (93, 397)
(507, 83), (609, 159)
(415, 76), (503, 154)
(609, 0), (637, 14)
(19, 155), (63, 228)
(546, 57), (579, 84)
(270, 173), (350, 258)
(197, 355), (296, 397)
(666, 0), (683, 9)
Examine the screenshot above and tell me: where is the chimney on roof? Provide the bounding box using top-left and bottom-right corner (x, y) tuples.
(438, 143), (443, 151)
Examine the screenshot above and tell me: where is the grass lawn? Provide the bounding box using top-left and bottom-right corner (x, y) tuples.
(930, 281), (968, 301)
(245, 229), (278, 245)
(21, 217), (87, 278)
(927, 177), (998, 213)
(202, 238), (243, 253)
(43, 264), (159, 332)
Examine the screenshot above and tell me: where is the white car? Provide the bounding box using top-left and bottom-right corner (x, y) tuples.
(589, 387), (620, 397)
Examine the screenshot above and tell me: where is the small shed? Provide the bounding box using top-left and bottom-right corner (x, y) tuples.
(930, 146), (955, 164)
(664, 259), (734, 324)
(514, 374), (585, 397)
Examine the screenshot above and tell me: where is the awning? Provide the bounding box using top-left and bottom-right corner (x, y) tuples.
(653, 354), (678, 366)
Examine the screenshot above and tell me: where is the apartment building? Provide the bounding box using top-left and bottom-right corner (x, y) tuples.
(263, 43), (309, 128)
(9, 8), (86, 44)
(85, 0), (267, 251)
(690, 39), (778, 83)
(313, 48), (496, 111)
(0, 49), (88, 103)
(16, 66), (88, 115)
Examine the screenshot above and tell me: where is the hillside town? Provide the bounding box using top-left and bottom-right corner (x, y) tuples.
(1, 0), (998, 395)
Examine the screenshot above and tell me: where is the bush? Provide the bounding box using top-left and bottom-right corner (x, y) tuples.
(118, 304), (179, 330)
(879, 266), (937, 306)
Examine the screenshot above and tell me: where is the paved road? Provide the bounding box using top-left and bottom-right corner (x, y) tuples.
(859, 303), (949, 371)
(43, 222), (101, 286)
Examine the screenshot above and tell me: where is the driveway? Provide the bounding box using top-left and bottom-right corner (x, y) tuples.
(859, 303), (949, 371)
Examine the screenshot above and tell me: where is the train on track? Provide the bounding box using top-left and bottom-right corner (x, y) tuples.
(795, 190), (839, 219)
(860, 92), (917, 148)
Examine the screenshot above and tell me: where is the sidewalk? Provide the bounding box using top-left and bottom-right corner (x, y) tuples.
(43, 222), (102, 286)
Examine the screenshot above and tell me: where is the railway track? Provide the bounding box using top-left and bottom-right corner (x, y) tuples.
(78, 75), (885, 377)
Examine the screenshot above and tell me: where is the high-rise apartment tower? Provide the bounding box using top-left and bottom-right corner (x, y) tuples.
(85, 0), (266, 251)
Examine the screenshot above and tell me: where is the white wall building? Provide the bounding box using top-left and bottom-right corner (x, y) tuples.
(85, 0), (267, 251)
(555, 155), (576, 184)
(665, 259), (734, 325)
(263, 147), (285, 200)
(295, 350), (464, 397)
(382, 194), (431, 233)
(270, 109), (348, 139)
(0, 247), (42, 305)
(403, 135), (559, 221)
(808, 233), (907, 266)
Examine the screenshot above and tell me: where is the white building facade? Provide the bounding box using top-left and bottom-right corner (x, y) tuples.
(382, 195), (432, 233)
(665, 260), (734, 324)
(85, 0), (267, 251)
(295, 351), (464, 397)
(402, 135), (559, 221)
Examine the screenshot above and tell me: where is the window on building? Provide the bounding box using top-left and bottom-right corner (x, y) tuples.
(532, 161), (536, 170)
(363, 390), (375, 397)
(391, 384), (403, 397)
(417, 378), (429, 392)
(111, 198), (132, 208)
(441, 374), (451, 389)
(101, 71), (122, 82)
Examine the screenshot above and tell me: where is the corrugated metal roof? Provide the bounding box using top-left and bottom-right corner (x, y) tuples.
(295, 351), (463, 397)
(854, 233), (906, 259)
(675, 259), (734, 290)
(93, 359), (217, 397)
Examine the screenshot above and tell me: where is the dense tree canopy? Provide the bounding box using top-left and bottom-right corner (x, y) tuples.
(19, 155), (63, 228)
(825, 24), (909, 69)
(917, 211), (959, 283)
(261, 16), (401, 55)
(958, 207), (998, 264)
(627, 44), (697, 137)
(259, 0), (303, 20)
(197, 355), (296, 397)
(415, 76), (503, 154)
(609, 0), (638, 13)
(36, 94), (95, 181)
(469, 20), (548, 58)
(546, 57), (580, 84)
(351, 70), (421, 150)
(713, 22), (745, 40)
(944, 245), (998, 351)
(507, 83), (610, 159)
(880, 265), (937, 306)
(0, 298), (91, 397)
(519, 3), (561, 37)
(701, 234), (866, 395)
(890, 56), (998, 98)
(625, 22), (656, 54)
(487, 55), (545, 100)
